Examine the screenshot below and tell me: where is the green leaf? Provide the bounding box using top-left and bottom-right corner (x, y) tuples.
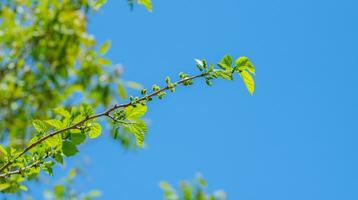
(99, 40), (111, 55)
(0, 145), (7, 158)
(117, 83), (127, 99)
(124, 120), (148, 147)
(195, 59), (204, 68)
(54, 154), (63, 165)
(239, 70), (255, 95)
(45, 134), (62, 150)
(180, 182), (192, 200)
(24, 165), (41, 180)
(94, 0), (107, 10)
(68, 168), (76, 179)
(43, 161), (54, 176)
(71, 132), (86, 145)
(195, 174), (207, 187)
(125, 104), (147, 120)
(235, 56), (249, 67)
(88, 123), (102, 139)
(0, 183), (10, 191)
(138, 0), (152, 12)
(45, 119), (63, 129)
(218, 54), (232, 70)
(126, 81), (143, 90)
(213, 70), (233, 80)
(62, 141), (79, 157)
(236, 57), (255, 75)
(80, 103), (94, 116)
(32, 120), (48, 133)
(159, 182), (173, 192)
(97, 58), (111, 66)
(19, 185), (28, 191)
(53, 107), (70, 118)
(54, 185), (65, 198)
(88, 190), (102, 197)
(245, 61), (255, 75)
(159, 182), (178, 199)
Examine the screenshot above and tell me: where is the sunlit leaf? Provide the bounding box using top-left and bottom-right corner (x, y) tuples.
(53, 107), (70, 118)
(138, 0), (153, 12)
(239, 70), (255, 95)
(80, 103), (94, 116)
(45, 119), (63, 129)
(45, 134), (62, 150)
(213, 70), (233, 80)
(33, 120), (48, 133)
(88, 123), (102, 139)
(0, 183), (10, 191)
(236, 57), (255, 75)
(125, 104), (147, 120)
(218, 54), (232, 70)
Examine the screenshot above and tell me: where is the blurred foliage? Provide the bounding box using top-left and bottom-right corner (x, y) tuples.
(160, 174), (226, 200)
(0, 0), (124, 147)
(42, 168), (101, 200)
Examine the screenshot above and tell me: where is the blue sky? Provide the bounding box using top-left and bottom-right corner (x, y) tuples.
(29, 0), (358, 199)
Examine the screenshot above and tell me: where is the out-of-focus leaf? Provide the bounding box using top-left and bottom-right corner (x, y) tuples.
(117, 83), (127, 99)
(99, 40), (111, 55)
(138, 0), (153, 12)
(126, 81), (143, 90)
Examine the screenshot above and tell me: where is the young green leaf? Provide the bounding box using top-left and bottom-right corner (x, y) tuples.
(236, 56), (255, 75)
(43, 161), (55, 176)
(239, 70), (255, 95)
(80, 103), (94, 116)
(45, 119), (63, 129)
(45, 135), (62, 150)
(88, 123), (102, 139)
(123, 120), (148, 147)
(53, 107), (70, 118)
(124, 104), (147, 120)
(235, 56), (249, 67)
(218, 54), (232, 70)
(212, 70), (233, 80)
(32, 120), (48, 133)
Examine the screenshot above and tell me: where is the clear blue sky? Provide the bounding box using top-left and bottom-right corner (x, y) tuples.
(31, 0), (358, 199)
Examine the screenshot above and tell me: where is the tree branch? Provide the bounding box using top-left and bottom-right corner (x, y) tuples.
(0, 72), (209, 173)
